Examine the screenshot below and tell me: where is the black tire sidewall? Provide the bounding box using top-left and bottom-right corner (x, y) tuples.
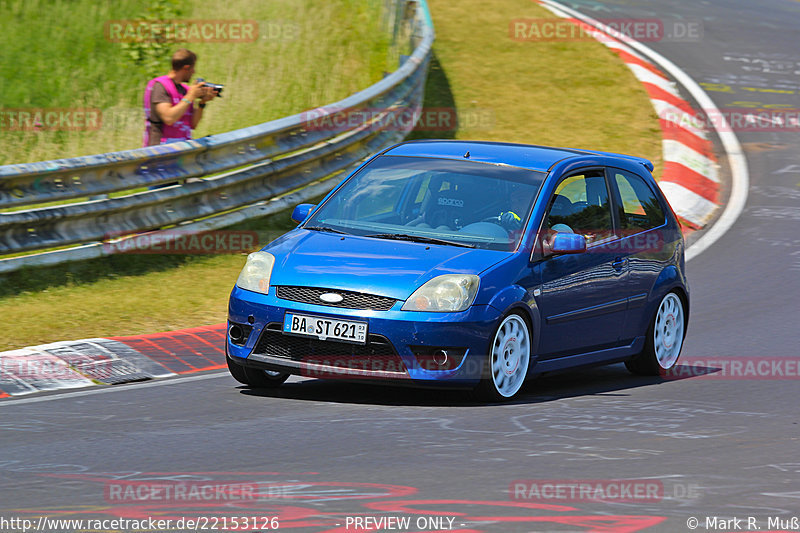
(627, 291), (685, 376)
(226, 354), (251, 384)
(227, 353), (289, 388)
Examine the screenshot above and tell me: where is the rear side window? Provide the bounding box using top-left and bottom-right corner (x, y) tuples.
(613, 169), (665, 231)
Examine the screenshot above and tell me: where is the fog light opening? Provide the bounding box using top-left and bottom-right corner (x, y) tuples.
(228, 324), (245, 343)
(432, 350), (448, 366)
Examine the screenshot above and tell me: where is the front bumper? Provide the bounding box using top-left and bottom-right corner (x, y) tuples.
(227, 285), (502, 385)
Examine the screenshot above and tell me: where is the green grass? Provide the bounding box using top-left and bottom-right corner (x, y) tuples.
(0, 0), (663, 351)
(0, 0), (394, 165)
(413, 0), (662, 175)
(0, 204), (314, 344)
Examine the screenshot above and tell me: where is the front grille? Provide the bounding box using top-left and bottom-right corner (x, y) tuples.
(253, 323), (405, 373)
(275, 286), (396, 311)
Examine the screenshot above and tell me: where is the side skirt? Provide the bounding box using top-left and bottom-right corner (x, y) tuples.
(532, 336), (645, 374)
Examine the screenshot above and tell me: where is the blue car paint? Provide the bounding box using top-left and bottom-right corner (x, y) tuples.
(227, 140), (688, 387)
(266, 230), (511, 302)
(227, 284), (502, 383)
(384, 141), (580, 171)
(291, 204), (315, 224)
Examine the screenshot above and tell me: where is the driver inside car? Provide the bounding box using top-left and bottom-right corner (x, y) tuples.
(496, 183), (531, 231)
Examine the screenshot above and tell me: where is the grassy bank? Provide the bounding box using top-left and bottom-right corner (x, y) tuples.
(0, 0), (662, 351)
(413, 0), (662, 170)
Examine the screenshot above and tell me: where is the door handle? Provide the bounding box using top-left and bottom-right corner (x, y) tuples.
(611, 257), (628, 270)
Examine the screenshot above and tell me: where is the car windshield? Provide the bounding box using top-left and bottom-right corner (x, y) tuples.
(303, 155), (546, 251)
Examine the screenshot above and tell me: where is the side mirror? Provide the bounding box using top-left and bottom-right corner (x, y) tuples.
(291, 203), (316, 224)
(551, 232), (586, 254)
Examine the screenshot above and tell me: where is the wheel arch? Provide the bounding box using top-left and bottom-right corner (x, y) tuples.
(487, 285), (540, 360)
(644, 265), (690, 335)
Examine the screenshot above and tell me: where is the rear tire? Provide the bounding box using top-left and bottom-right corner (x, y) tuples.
(227, 355), (289, 388)
(625, 291), (685, 376)
(475, 311), (532, 401)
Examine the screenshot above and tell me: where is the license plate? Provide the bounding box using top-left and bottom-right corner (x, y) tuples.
(283, 313), (367, 344)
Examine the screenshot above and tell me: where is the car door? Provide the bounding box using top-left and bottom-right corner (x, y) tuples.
(535, 168), (629, 358)
(608, 167), (670, 343)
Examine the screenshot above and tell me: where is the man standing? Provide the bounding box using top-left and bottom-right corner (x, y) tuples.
(143, 49), (215, 146)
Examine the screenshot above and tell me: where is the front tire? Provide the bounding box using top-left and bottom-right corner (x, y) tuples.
(227, 355), (289, 388)
(476, 312), (532, 401)
(626, 292), (686, 376)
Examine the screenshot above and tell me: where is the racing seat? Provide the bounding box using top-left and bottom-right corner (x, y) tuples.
(409, 175), (474, 231)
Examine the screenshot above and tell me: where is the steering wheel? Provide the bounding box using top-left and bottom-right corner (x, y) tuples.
(483, 213), (522, 231)
(426, 208), (457, 229)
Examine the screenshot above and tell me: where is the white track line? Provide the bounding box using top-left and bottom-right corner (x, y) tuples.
(603, 39), (646, 61)
(539, 0), (750, 262)
(0, 371), (230, 407)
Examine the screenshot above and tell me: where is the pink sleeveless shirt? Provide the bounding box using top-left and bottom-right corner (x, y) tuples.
(143, 75), (193, 146)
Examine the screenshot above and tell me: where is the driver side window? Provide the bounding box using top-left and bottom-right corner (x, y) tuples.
(543, 170), (614, 249)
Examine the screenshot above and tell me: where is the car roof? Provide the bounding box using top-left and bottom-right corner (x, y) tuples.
(383, 140), (654, 173)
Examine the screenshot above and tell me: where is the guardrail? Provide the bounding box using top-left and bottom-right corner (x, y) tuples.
(0, 0), (434, 274)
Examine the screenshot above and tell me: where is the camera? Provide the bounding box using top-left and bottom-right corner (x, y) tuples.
(196, 78), (224, 97)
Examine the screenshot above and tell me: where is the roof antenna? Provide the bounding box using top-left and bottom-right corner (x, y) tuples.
(463, 151), (470, 159)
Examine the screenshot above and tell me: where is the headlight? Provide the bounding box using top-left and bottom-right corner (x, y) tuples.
(402, 274), (480, 312)
(236, 252), (276, 294)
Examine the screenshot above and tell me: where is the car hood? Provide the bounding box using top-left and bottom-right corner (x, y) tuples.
(265, 230), (509, 301)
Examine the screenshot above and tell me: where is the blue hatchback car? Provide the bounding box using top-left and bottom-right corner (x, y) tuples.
(226, 140), (688, 400)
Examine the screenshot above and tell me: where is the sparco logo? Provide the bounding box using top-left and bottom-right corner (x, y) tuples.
(437, 197), (464, 207)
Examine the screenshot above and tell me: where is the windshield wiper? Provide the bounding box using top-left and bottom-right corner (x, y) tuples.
(305, 226), (348, 235)
(364, 233), (475, 248)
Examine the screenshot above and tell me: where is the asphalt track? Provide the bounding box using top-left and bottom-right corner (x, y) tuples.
(2, 1), (799, 532)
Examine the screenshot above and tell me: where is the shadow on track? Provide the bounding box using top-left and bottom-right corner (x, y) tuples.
(236, 362), (722, 407)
